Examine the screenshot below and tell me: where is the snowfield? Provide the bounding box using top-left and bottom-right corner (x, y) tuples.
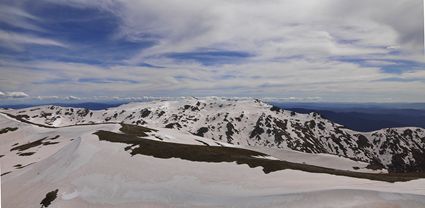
(246, 146), (386, 173)
(1, 98), (425, 207)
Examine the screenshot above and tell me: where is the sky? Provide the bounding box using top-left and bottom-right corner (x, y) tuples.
(0, 0), (424, 104)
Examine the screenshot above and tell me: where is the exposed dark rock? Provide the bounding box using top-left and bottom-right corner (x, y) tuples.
(226, 122), (236, 144)
(356, 134), (372, 149)
(40, 112), (52, 118)
(194, 127), (209, 137)
(250, 115), (265, 139)
(165, 122), (182, 129)
(140, 109), (151, 118)
(306, 120), (316, 129)
(318, 122), (326, 130)
(77, 109), (90, 117)
(157, 111), (165, 117)
(0, 127), (18, 134)
(40, 189), (58, 208)
(270, 106), (282, 113)
(366, 158), (386, 170)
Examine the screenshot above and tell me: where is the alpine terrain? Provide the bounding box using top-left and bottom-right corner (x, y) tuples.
(1, 97), (425, 208)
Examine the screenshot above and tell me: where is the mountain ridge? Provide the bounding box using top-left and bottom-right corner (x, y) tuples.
(2, 97), (424, 173)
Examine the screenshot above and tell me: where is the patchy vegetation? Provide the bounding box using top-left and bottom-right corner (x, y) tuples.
(119, 123), (157, 137)
(10, 135), (60, 152)
(10, 138), (45, 152)
(94, 128), (425, 182)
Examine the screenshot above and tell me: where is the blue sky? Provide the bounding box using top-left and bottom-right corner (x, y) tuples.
(0, 0), (424, 103)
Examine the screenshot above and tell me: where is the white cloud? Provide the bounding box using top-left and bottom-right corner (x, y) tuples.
(0, 91), (29, 99)
(1, 59), (425, 102)
(65, 95), (81, 100)
(54, 0), (420, 64)
(35, 95), (60, 100)
(262, 96), (322, 102)
(0, 5), (43, 31)
(0, 30), (67, 51)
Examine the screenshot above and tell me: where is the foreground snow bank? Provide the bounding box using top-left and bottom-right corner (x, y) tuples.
(2, 132), (425, 208)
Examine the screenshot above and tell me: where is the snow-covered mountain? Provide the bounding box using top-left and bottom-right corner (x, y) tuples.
(2, 97), (425, 173)
(2, 99), (425, 207)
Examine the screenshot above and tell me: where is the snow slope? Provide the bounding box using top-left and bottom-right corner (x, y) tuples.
(0, 114), (231, 175)
(3, 97), (424, 173)
(246, 146), (386, 173)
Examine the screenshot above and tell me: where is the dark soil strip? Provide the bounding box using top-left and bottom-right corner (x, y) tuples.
(0, 127), (18, 134)
(42, 141), (60, 146)
(18, 152), (35, 156)
(11, 138), (46, 151)
(49, 135), (60, 140)
(1, 171), (11, 176)
(119, 123), (157, 136)
(154, 136), (164, 141)
(14, 163), (34, 169)
(10, 135), (60, 152)
(215, 142), (224, 147)
(40, 189), (58, 208)
(195, 139), (210, 146)
(94, 129), (425, 183)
